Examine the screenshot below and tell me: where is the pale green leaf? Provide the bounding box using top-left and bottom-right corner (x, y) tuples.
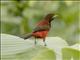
(1, 34), (56, 60)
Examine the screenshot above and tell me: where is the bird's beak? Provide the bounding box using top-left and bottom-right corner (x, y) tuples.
(51, 15), (58, 21)
(53, 15), (58, 18)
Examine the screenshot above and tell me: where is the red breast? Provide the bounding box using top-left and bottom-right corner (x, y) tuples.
(32, 30), (48, 38)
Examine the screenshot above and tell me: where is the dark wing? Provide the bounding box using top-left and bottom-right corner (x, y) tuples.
(33, 25), (50, 33)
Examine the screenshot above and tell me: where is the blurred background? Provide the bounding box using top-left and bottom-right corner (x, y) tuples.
(1, 1), (79, 45)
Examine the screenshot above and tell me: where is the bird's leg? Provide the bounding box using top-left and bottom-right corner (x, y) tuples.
(34, 37), (37, 45)
(43, 38), (47, 46)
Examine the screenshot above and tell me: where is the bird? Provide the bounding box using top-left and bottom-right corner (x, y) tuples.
(22, 13), (57, 46)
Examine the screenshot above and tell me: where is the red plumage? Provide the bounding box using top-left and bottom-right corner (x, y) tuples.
(23, 13), (57, 46)
(32, 30), (48, 38)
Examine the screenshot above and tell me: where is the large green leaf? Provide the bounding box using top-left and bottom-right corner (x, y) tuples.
(1, 34), (79, 60)
(1, 34), (70, 60)
(1, 34), (56, 60)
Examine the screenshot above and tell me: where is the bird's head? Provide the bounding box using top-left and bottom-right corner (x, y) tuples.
(45, 13), (58, 22)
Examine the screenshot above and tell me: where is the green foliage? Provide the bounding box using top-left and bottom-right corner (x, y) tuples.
(1, 34), (56, 60)
(62, 48), (80, 60)
(1, 1), (79, 45)
(1, 34), (79, 60)
(1, 1), (80, 60)
(1, 22), (20, 36)
(20, 17), (31, 34)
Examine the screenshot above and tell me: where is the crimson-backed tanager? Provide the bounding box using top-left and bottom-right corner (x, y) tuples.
(23, 13), (57, 46)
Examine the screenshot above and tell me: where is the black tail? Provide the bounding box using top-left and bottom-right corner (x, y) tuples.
(21, 33), (33, 40)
